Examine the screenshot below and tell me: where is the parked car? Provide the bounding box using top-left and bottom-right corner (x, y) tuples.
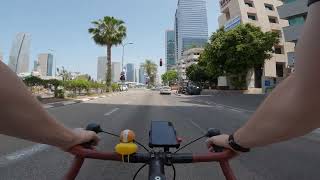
(186, 83), (201, 95)
(160, 86), (172, 95)
(120, 85), (128, 91)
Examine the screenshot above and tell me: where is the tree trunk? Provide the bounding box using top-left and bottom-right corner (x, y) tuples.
(106, 45), (112, 92)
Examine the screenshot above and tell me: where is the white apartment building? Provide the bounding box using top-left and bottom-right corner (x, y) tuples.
(218, 0), (295, 90)
(177, 48), (204, 82)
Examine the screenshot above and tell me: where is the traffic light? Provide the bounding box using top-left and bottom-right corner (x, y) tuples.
(160, 59), (163, 67)
(120, 72), (125, 81)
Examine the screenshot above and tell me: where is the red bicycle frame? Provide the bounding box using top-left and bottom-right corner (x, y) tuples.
(65, 145), (237, 180)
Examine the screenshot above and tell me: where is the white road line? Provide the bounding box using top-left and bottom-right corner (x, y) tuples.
(63, 101), (77, 105)
(229, 108), (243, 113)
(0, 144), (50, 168)
(188, 119), (207, 134)
(43, 104), (54, 109)
(104, 108), (120, 116)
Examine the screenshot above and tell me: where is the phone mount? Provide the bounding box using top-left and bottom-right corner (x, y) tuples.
(149, 121), (180, 152)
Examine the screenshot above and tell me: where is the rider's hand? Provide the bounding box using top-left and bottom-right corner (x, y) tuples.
(205, 134), (235, 152)
(62, 128), (100, 151)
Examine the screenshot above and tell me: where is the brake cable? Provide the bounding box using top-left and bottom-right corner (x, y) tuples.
(133, 163), (147, 180)
(173, 135), (206, 153)
(174, 128), (222, 153)
(171, 164), (176, 180)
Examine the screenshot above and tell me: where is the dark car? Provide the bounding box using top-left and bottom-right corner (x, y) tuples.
(186, 83), (202, 95)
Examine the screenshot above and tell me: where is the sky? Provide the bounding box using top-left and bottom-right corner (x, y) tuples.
(0, 0), (220, 79)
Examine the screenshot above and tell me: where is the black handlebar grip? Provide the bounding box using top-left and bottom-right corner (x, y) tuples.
(206, 128), (224, 153)
(81, 123), (102, 149)
(85, 123), (103, 134)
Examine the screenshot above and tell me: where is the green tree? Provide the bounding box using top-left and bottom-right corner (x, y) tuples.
(23, 76), (43, 87)
(162, 70), (178, 85)
(57, 66), (72, 81)
(45, 79), (63, 98)
(186, 64), (209, 86)
(142, 60), (158, 87)
(201, 24), (279, 89)
(88, 16), (127, 90)
(76, 74), (92, 81)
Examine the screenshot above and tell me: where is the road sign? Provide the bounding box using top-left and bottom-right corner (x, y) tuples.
(265, 80), (271, 87)
(224, 16), (241, 31)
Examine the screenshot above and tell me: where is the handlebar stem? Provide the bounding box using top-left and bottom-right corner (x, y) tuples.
(149, 152), (166, 180)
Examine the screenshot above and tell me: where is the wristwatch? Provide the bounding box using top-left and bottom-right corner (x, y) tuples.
(228, 134), (250, 153)
(308, 0), (320, 6)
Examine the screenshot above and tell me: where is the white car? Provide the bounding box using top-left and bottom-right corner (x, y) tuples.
(160, 86), (171, 95)
(120, 85), (128, 91)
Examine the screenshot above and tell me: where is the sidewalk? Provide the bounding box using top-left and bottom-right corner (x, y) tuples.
(201, 88), (263, 95)
(42, 92), (122, 109)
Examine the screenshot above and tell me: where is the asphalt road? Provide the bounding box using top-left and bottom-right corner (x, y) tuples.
(1, 89), (320, 180)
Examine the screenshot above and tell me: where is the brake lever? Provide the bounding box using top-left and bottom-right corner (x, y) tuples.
(206, 128), (224, 153)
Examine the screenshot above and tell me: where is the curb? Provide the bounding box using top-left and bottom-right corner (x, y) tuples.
(42, 92), (122, 109)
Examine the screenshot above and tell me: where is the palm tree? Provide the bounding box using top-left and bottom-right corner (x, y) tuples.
(142, 60), (158, 87)
(88, 16), (127, 90)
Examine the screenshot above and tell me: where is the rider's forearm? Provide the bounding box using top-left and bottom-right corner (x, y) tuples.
(0, 62), (77, 149)
(234, 75), (319, 148)
(234, 4), (320, 148)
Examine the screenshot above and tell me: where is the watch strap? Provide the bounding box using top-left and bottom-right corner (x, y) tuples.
(228, 134), (250, 153)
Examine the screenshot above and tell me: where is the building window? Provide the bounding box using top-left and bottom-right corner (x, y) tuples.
(244, 0), (254, 7)
(288, 16), (305, 26)
(268, 16), (278, 24)
(272, 30), (282, 38)
(264, 4), (274, 11)
(274, 46), (283, 54)
(248, 13), (257, 21)
(276, 62), (285, 77)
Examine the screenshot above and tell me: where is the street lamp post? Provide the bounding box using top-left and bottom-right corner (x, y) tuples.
(121, 43), (134, 74)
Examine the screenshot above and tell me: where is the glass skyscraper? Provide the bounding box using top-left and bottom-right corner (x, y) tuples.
(166, 30), (176, 70)
(175, 0), (208, 60)
(8, 33), (31, 74)
(38, 53), (53, 76)
(97, 56), (107, 82)
(112, 62), (121, 82)
(139, 66), (146, 84)
(126, 63), (135, 82)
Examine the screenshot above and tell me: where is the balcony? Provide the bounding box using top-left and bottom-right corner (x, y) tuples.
(273, 53), (286, 63)
(283, 24), (304, 42)
(265, 9), (278, 17)
(269, 23), (281, 30)
(277, 0), (308, 20)
(246, 7), (256, 14)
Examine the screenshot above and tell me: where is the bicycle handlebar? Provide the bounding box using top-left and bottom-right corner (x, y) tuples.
(64, 146), (237, 180)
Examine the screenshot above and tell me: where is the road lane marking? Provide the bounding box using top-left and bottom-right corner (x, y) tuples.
(0, 144), (50, 167)
(228, 108), (243, 113)
(43, 104), (54, 109)
(63, 101), (77, 105)
(104, 108), (120, 116)
(188, 119), (207, 134)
